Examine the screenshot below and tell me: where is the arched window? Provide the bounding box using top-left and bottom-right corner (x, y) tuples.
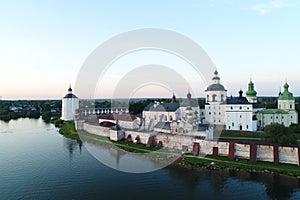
(207, 95), (209, 102)
(221, 94), (224, 101)
(212, 94), (217, 102)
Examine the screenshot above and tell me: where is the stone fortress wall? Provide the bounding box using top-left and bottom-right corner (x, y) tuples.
(76, 120), (300, 166)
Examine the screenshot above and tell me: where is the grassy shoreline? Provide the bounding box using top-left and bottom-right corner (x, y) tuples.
(51, 119), (300, 177)
(179, 155), (300, 177)
(51, 118), (80, 140)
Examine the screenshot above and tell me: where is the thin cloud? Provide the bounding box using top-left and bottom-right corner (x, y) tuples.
(247, 0), (296, 14)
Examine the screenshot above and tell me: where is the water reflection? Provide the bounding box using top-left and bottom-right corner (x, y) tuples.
(63, 137), (82, 158)
(167, 165), (300, 200)
(228, 170), (300, 199)
(1, 118), (300, 200)
(83, 140), (173, 173)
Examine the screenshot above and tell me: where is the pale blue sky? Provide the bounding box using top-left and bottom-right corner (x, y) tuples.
(0, 0), (300, 99)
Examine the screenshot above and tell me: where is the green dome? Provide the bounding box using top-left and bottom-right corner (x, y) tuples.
(278, 82), (294, 100)
(246, 80), (257, 97)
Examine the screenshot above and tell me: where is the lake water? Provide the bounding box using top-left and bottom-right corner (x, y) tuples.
(1, 118), (300, 200)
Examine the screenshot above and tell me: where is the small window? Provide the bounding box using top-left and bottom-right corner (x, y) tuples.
(214, 112), (216, 115)
(271, 116), (273, 119)
(246, 125), (249, 129)
(209, 112), (211, 115)
(282, 116), (284, 119)
(290, 104), (292, 109)
(247, 107), (249, 110)
(240, 115), (242, 118)
(229, 126), (231, 129)
(276, 116), (278, 119)
(219, 112), (221, 115)
(240, 106), (242, 110)
(232, 122), (234, 127)
(231, 106), (233, 110)
(291, 116), (293, 119)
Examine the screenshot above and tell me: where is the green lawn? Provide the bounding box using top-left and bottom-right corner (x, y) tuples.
(53, 120), (80, 140)
(182, 155), (300, 176)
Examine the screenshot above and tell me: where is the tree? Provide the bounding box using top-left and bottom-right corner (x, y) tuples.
(264, 123), (297, 145)
(42, 111), (52, 123)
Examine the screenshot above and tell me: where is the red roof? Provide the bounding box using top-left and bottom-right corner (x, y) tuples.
(99, 121), (116, 127)
(98, 114), (137, 122)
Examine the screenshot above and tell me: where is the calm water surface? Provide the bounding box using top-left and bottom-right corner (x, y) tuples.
(1, 118), (300, 200)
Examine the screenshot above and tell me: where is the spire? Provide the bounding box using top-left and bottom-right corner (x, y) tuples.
(284, 82), (289, 91)
(212, 70), (220, 84)
(187, 91), (192, 100)
(171, 92), (177, 103)
(278, 87), (282, 96)
(68, 84), (72, 92)
(214, 70), (218, 76)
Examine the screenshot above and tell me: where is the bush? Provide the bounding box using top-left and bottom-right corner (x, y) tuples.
(264, 123), (297, 145)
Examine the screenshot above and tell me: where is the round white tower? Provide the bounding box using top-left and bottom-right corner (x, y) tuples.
(61, 85), (79, 121)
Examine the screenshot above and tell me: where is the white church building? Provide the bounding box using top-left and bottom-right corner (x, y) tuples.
(61, 86), (79, 121)
(143, 70), (298, 133)
(201, 71), (266, 131)
(257, 82), (298, 127)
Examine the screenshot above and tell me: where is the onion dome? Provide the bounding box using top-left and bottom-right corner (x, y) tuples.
(246, 80), (257, 97)
(278, 82), (294, 100)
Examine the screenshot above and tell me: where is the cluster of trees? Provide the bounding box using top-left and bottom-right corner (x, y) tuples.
(264, 123), (300, 145)
(0, 100), (61, 123)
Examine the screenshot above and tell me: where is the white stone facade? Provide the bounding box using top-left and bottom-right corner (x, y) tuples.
(225, 104), (256, 131)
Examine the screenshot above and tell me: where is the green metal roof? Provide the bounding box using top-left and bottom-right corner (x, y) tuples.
(278, 82), (294, 100)
(258, 109), (289, 114)
(246, 80), (257, 97)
